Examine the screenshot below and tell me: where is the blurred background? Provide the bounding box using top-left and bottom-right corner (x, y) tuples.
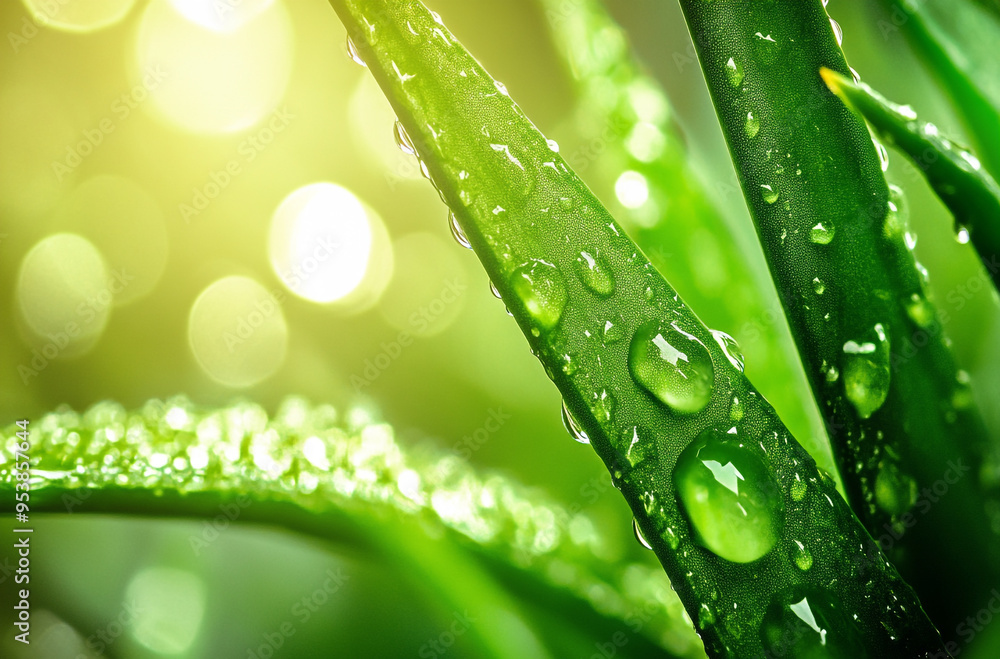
(1, 0), (998, 656)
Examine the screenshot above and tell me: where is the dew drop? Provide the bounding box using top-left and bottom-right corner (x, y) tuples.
(558, 196), (575, 210)
(633, 518), (653, 550)
(509, 259), (568, 332)
(489, 280), (502, 299)
(725, 57), (744, 87)
(810, 222), (835, 245)
(448, 212), (472, 249)
(791, 540), (813, 571)
(850, 66), (861, 83)
(745, 111), (760, 138)
(393, 120), (416, 156)
(619, 425), (654, 468)
(546, 138), (560, 153)
(842, 323), (891, 419)
(674, 429), (784, 563)
(574, 250), (615, 297)
(790, 479), (808, 501)
(590, 388), (616, 423)
(629, 321), (715, 414)
(760, 184), (779, 204)
(662, 526), (680, 550)
(904, 293), (933, 328)
(711, 329), (745, 373)
(698, 603), (716, 629)
(830, 18), (843, 46)
(346, 36), (366, 67)
(956, 225), (971, 244)
(874, 462), (918, 515)
(875, 140), (889, 172)
(561, 400), (590, 444)
(812, 277), (825, 295)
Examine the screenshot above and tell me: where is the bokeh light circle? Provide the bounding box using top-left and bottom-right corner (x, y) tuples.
(378, 232), (468, 338)
(125, 566), (206, 655)
(269, 182), (392, 309)
(54, 175), (168, 306)
(133, 0), (293, 134)
(188, 275), (288, 388)
(17, 233), (112, 358)
(21, 0), (135, 33)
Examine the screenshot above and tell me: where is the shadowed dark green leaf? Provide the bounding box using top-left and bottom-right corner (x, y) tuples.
(676, 0), (998, 640)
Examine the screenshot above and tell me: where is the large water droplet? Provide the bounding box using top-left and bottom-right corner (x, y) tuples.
(745, 111), (760, 138)
(629, 321), (715, 414)
(761, 588), (865, 658)
(561, 400), (590, 444)
(842, 323), (891, 419)
(346, 36), (366, 67)
(489, 280), (502, 299)
(711, 329), (745, 373)
(633, 518), (653, 550)
(674, 429), (784, 563)
(574, 250), (615, 297)
(725, 57), (744, 87)
(509, 259), (568, 331)
(393, 120), (416, 156)
(810, 222), (835, 245)
(601, 315), (625, 345)
(812, 277), (825, 295)
(449, 211), (472, 249)
(875, 461), (917, 515)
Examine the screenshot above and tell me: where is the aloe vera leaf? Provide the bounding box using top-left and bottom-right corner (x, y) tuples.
(822, 67), (1000, 291)
(535, 0), (837, 479)
(877, 0), (1000, 180)
(327, 1), (947, 655)
(0, 397), (698, 659)
(676, 0), (999, 635)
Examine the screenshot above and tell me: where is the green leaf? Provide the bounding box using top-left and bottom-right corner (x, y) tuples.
(878, 0), (1000, 180)
(0, 397), (698, 659)
(326, 0), (947, 655)
(822, 67), (1000, 291)
(536, 0), (836, 478)
(676, 0), (998, 638)
(681, 0), (997, 630)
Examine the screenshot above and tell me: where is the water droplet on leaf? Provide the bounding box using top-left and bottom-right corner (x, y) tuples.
(449, 212), (471, 249)
(394, 120), (416, 156)
(745, 111), (760, 138)
(725, 57), (744, 87)
(842, 323), (891, 419)
(561, 400), (590, 444)
(810, 222), (835, 245)
(509, 259), (568, 332)
(711, 329), (745, 373)
(633, 518), (653, 550)
(630, 321), (715, 414)
(574, 250), (615, 297)
(674, 429), (784, 563)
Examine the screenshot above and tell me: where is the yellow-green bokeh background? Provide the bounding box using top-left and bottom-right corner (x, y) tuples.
(2, 0), (999, 656)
